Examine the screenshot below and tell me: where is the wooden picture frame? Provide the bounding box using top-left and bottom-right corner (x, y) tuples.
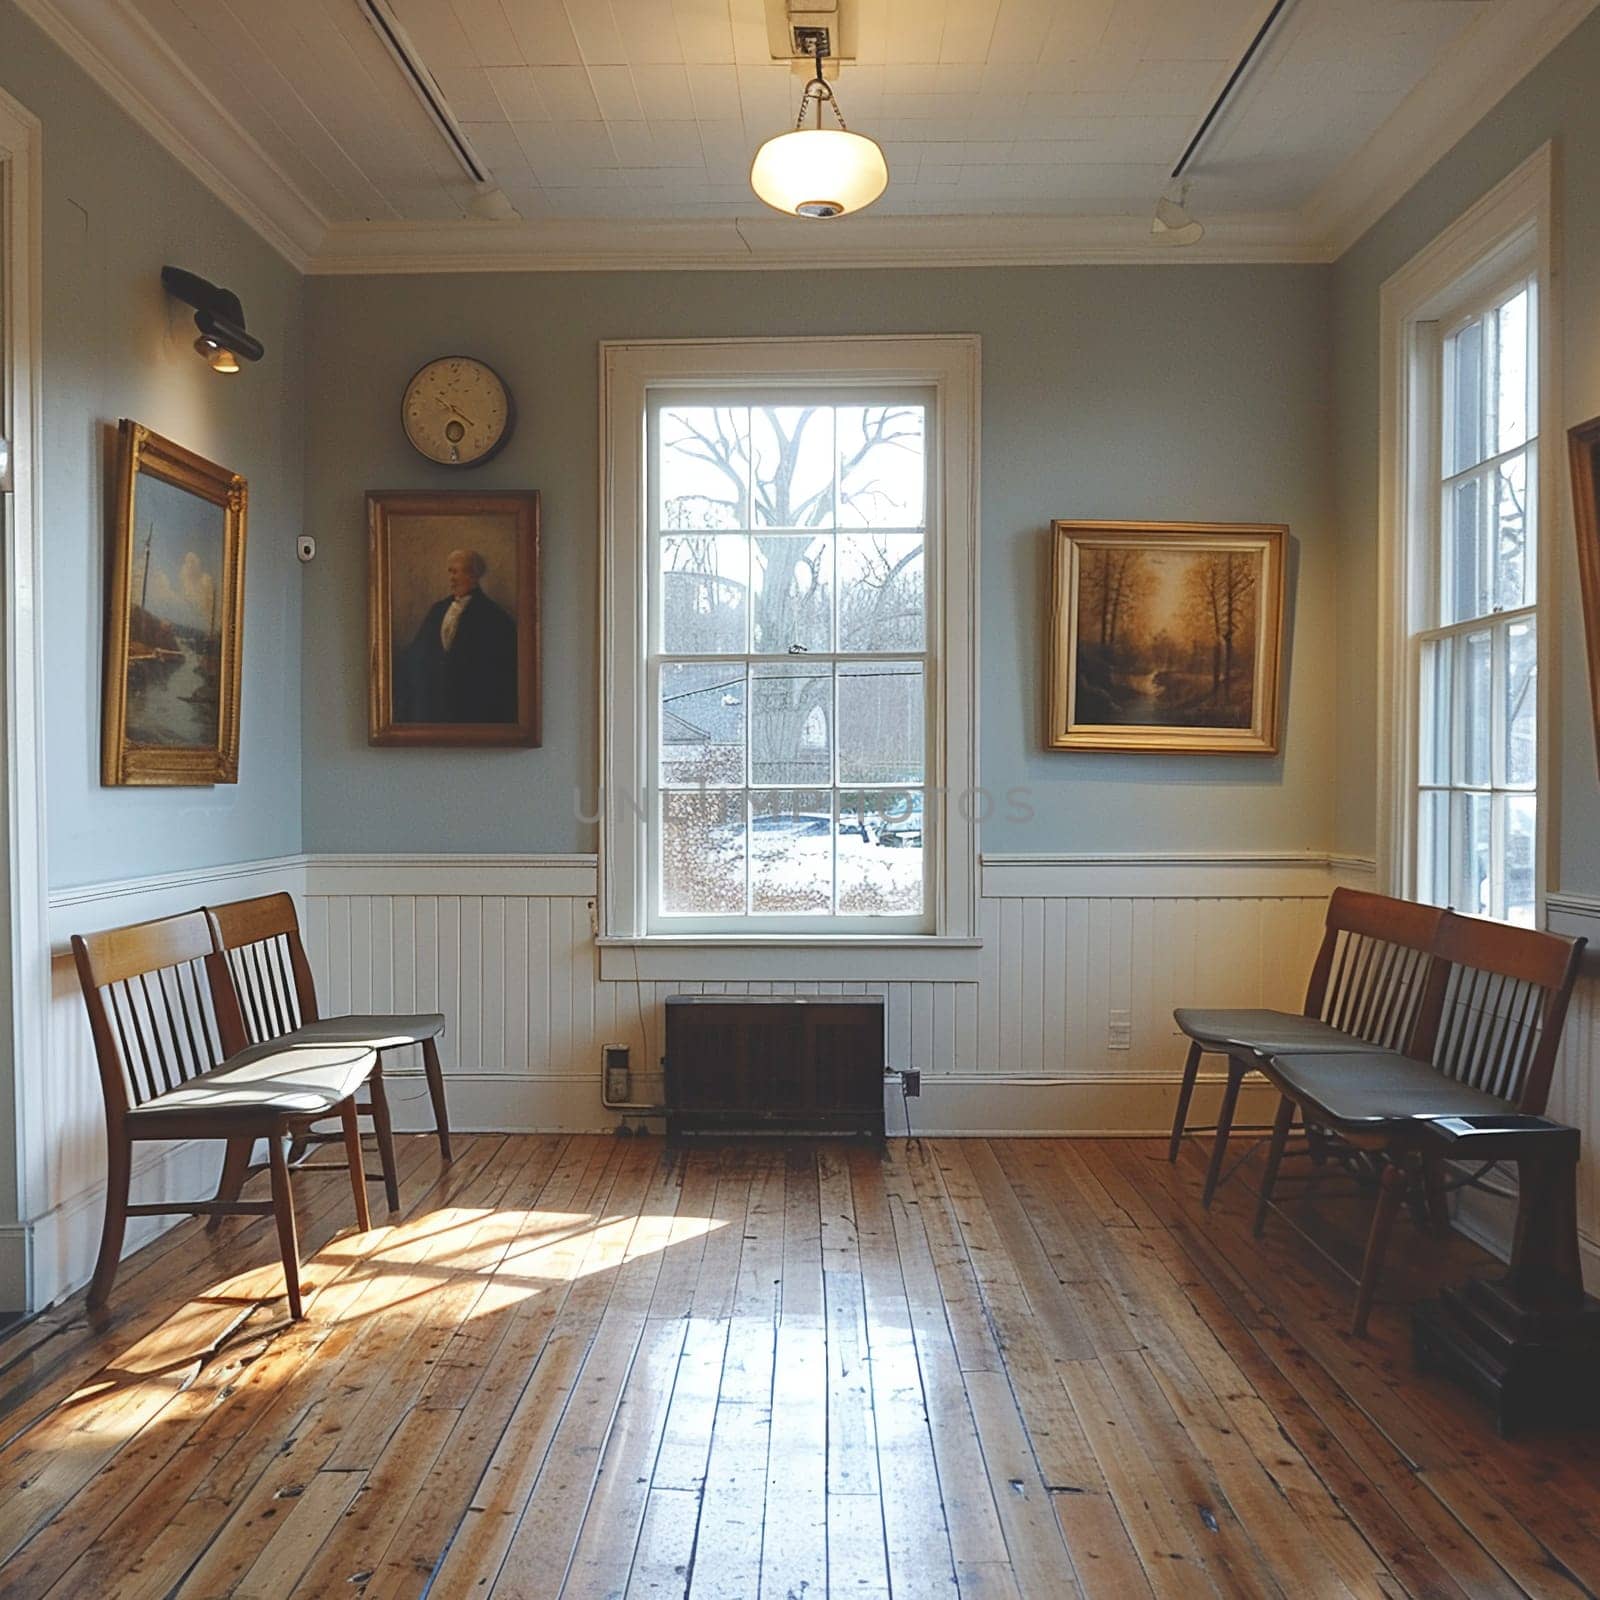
(1047, 520), (1287, 754)
(102, 420), (247, 786)
(1570, 417), (1600, 774)
(368, 490), (541, 747)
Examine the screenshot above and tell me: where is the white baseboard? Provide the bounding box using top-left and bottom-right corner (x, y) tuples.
(25, 1137), (217, 1311)
(381, 1067), (1280, 1140)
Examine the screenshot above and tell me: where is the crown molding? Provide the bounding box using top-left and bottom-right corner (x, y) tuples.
(307, 210), (1325, 275)
(14, 0), (326, 270)
(16, 0), (1598, 275)
(1300, 0), (1599, 259)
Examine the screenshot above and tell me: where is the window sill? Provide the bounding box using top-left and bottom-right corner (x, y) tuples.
(596, 935), (983, 983)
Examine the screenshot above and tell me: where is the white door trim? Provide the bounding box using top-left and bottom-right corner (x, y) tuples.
(0, 86), (49, 1310)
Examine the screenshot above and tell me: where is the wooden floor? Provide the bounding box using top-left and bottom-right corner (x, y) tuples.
(2, 1132), (1598, 1600)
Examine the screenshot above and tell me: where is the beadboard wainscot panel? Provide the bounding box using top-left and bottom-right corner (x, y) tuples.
(1472, 891), (1600, 1289)
(28, 855), (309, 1308)
(300, 852), (1370, 1137)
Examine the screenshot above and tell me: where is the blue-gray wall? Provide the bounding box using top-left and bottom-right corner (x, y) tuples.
(1332, 9), (1600, 890)
(0, 6), (306, 890)
(303, 266), (1338, 856)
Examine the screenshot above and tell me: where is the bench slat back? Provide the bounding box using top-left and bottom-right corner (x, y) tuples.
(1422, 912), (1585, 1112)
(1307, 890), (1447, 1054)
(72, 912), (243, 1115)
(206, 894), (320, 1045)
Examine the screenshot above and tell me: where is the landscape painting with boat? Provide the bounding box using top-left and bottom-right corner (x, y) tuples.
(1048, 521), (1286, 755)
(103, 422), (247, 786)
(124, 473), (225, 748)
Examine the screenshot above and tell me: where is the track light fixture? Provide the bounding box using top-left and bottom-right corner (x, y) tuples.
(1151, 186), (1205, 246)
(161, 267), (264, 374)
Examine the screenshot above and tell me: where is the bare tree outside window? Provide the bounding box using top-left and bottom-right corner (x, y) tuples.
(654, 399), (930, 920)
(1416, 281), (1539, 926)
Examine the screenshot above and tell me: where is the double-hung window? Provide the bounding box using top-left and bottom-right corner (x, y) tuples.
(1385, 148), (1550, 929)
(651, 391), (932, 931)
(599, 337), (979, 969)
(1415, 282), (1538, 924)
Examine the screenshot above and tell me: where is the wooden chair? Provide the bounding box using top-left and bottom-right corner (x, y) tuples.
(72, 911), (381, 1318)
(205, 893), (451, 1208)
(1252, 909), (1586, 1335)
(1169, 888), (1447, 1205)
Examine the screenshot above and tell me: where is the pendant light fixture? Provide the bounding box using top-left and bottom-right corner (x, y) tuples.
(750, 37), (887, 219)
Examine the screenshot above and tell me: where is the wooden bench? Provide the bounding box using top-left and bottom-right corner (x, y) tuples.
(1251, 908), (1585, 1335)
(1168, 888), (1447, 1204)
(207, 893), (450, 1201)
(72, 910), (394, 1319)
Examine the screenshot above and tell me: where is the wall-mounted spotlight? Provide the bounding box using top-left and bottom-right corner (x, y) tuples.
(160, 266), (265, 375)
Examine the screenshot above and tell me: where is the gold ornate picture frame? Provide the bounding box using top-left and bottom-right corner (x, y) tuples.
(1047, 520), (1287, 754)
(368, 490), (541, 748)
(1570, 416), (1600, 773)
(102, 421), (247, 786)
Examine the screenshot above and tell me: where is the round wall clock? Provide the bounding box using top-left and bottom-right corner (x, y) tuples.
(401, 356), (515, 467)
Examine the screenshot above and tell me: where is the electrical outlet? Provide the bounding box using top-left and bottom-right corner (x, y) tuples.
(1108, 1009), (1132, 1051)
(587, 899), (598, 937)
(902, 1069), (921, 1097)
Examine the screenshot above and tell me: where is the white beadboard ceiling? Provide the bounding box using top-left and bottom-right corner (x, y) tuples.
(16, 0), (1599, 268)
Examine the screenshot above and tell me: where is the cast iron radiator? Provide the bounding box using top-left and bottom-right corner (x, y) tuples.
(663, 994), (886, 1140)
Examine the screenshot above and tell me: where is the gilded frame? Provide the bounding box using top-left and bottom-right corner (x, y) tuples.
(1569, 416), (1600, 774)
(1047, 520), (1287, 754)
(102, 420), (247, 786)
(368, 489), (541, 748)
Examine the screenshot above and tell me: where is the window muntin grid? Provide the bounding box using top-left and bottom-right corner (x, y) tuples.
(647, 389), (935, 932)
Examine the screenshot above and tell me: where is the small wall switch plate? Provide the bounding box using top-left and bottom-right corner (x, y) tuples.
(296, 535), (316, 563)
(1108, 1009), (1132, 1051)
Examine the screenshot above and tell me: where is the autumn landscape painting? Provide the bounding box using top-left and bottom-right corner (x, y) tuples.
(1048, 522), (1286, 754)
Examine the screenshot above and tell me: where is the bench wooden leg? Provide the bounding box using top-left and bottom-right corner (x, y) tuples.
(1422, 1156), (1451, 1236)
(207, 1137), (254, 1234)
(1168, 1040), (1204, 1162)
(88, 1136), (131, 1313)
(267, 1134), (303, 1321)
(1202, 1059), (1247, 1208)
(421, 1037), (452, 1163)
(1254, 1094), (1295, 1237)
(1353, 1160), (1408, 1338)
(367, 1068), (401, 1212)
(340, 1101), (371, 1233)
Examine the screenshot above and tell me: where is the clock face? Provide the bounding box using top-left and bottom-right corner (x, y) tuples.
(402, 357), (514, 467)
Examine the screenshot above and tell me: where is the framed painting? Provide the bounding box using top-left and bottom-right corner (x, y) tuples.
(102, 421), (247, 786)
(1570, 417), (1600, 774)
(1047, 520), (1287, 754)
(368, 490), (541, 747)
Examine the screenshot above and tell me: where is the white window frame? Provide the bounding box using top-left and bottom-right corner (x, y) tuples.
(1377, 144), (1556, 918)
(1, 85), (49, 1311)
(598, 336), (980, 981)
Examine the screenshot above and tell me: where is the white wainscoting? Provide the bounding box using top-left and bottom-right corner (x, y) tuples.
(1495, 892), (1600, 1287)
(22, 848), (1371, 1309)
(299, 851), (1369, 1138)
(18, 855), (309, 1310)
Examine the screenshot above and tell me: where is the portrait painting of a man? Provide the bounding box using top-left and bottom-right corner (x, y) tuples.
(396, 547), (518, 724)
(369, 492), (541, 747)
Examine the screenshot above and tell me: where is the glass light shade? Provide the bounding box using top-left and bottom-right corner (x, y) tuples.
(750, 128), (888, 219)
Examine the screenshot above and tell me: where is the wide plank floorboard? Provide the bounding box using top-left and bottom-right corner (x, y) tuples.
(1, 1132), (1594, 1599)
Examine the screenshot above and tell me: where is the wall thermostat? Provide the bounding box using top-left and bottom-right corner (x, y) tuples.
(296, 535), (316, 563)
